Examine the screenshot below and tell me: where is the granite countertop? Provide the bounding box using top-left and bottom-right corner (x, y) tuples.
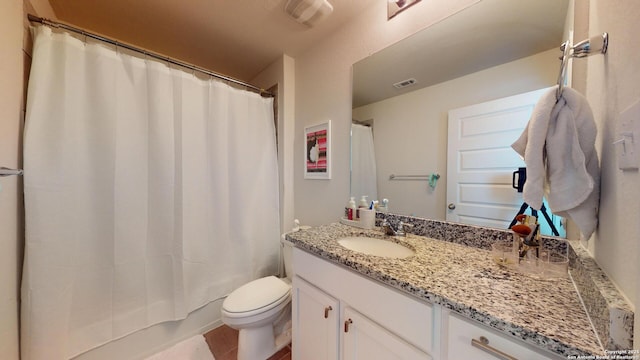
(286, 222), (603, 358)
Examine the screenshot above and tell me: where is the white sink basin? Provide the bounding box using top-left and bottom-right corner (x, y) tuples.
(337, 237), (415, 259)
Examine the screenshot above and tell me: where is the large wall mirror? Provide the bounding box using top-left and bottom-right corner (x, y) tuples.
(351, 0), (571, 234)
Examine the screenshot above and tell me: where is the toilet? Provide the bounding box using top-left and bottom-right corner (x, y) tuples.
(221, 236), (294, 360)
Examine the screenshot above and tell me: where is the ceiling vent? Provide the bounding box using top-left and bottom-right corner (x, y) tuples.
(393, 78), (417, 89)
(285, 0), (333, 27)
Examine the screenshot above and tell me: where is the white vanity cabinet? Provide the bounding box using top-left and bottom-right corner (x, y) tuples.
(441, 312), (561, 360)
(292, 248), (433, 360)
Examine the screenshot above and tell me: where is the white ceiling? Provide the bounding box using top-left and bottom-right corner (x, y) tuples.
(47, 0), (379, 81)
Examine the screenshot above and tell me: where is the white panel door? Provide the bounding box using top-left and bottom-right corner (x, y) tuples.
(446, 88), (560, 231)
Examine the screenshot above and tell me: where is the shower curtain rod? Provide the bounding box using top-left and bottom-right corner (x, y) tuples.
(27, 14), (274, 97)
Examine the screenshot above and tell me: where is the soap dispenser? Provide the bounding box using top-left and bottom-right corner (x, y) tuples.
(357, 195), (368, 219)
(347, 197), (356, 220)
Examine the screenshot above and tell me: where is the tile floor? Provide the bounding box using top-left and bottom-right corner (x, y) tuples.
(203, 325), (291, 360)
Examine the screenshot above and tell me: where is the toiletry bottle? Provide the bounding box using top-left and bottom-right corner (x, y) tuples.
(347, 197), (356, 220)
(358, 195), (368, 219)
(380, 198), (389, 213)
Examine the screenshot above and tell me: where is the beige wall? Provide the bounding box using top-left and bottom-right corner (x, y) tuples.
(584, 0), (640, 348)
(0, 0), (55, 358)
(353, 49), (558, 220)
(293, 0), (481, 226)
(0, 1), (26, 359)
(252, 55), (296, 233)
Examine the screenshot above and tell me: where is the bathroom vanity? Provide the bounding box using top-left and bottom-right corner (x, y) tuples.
(286, 222), (613, 359)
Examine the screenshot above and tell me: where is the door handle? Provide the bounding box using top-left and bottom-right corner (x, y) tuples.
(344, 318), (353, 332)
(324, 306), (332, 319)
(471, 336), (518, 360)
(448, 203), (456, 210)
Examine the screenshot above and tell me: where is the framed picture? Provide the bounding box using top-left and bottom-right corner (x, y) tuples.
(304, 120), (331, 179)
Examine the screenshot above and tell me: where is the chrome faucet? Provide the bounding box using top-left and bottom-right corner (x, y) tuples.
(381, 218), (413, 237)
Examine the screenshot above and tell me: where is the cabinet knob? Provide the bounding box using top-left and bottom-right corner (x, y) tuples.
(448, 203), (456, 210)
(471, 336), (518, 360)
(324, 306), (332, 319)
(344, 318), (353, 333)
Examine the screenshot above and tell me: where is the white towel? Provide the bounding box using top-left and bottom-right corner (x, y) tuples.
(512, 86), (600, 239)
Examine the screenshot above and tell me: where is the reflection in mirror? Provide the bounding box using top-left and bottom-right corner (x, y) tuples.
(351, 0), (571, 234)
(350, 120), (377, 203)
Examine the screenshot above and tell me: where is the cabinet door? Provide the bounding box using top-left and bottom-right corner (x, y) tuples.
(446, 313), (559, 360)
(342, 307), (432, 360)
(292, 276), (339, 360)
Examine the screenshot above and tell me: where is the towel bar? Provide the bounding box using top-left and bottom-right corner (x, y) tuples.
(557, 33), (608, 99)
(0, 167), (24, 177)
(389, 173), (439, 181)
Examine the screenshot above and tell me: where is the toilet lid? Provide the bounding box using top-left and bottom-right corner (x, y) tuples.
(223, 276), (291, 314)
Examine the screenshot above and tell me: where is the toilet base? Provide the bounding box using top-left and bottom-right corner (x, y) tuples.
(237, 325), (276, 360)
(236, 316), (292, 360)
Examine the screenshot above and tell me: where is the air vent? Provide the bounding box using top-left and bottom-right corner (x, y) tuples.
(285, 0), (333, 27)
(393, 78), (417, 89)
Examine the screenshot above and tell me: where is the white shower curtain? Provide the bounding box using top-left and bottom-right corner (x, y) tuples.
(351, 124), (377, 201)
(22, 26), (280, 359)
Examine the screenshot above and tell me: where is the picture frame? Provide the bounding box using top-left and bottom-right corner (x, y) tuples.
(304, 120), (331, 179)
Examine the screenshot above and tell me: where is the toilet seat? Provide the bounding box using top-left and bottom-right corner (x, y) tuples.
(222, 276), (291, 319)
